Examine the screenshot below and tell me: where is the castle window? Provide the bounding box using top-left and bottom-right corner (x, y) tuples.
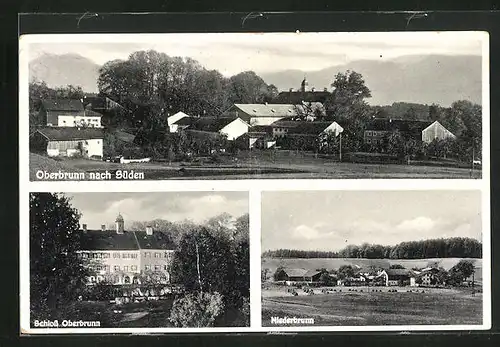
(155, 253), (161, 258)
(145, 252), (151, 258)
(145, 265), (151, 271)
(123, 266), (128, 272)
(131, 265), (137, 271)
(114, 265), (120, 271)
(154, 265), (160, 271)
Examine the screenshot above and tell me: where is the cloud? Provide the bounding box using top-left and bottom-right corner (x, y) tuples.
(292, 225), (321, 240)
(396, 216), (436, 232)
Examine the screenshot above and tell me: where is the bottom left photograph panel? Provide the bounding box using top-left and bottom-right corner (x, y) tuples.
(24, 191), (250, 331)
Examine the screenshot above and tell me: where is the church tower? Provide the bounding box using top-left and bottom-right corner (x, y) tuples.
(301, 76), (308, 93)
(115, 213), (124, 234)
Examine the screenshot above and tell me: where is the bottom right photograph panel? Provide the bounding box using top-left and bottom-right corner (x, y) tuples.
(260, 190), (485, 329)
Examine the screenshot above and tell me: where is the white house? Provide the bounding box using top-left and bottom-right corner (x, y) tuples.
(167, 111), (191, 133)
(182, 116), (250, 141)
(221, 104), (297, 126)
(29, 127), (104, 158)
(40, 99), (103, 128)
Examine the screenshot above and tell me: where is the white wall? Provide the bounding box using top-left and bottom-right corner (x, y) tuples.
(220, 118), (249, 140)
(422, 121), (456, 143)
(322, 122), (344, 136)
(82, 138), (104, 157)
(58, 115), (102, 128)
(250, 116), (286, 126)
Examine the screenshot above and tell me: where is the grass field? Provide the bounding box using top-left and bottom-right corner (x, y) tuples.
(262, 286), (483, 326)
(262, 257), (483, 282)
(30, 152), (481, 180)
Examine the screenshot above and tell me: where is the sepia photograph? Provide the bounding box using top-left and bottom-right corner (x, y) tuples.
(261, 190), (486, 328)
(20, 32), (487, 180)
(26, 191), (249, 331)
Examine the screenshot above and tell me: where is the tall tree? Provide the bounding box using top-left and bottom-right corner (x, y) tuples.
(30, 193), (89, 319)
(325, 70), (372, 119)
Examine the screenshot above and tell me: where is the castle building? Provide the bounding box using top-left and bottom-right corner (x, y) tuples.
(77, 214), (175, 285)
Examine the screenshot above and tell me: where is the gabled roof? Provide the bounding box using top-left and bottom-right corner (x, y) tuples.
(385, 269), (411, 277)
(271, 120), (339, 136)
(281, 268), (308, 278)
(188, 117), (242, 133)
(172, 117), (195, 126)
(79, 230), (176, 251)
(84, 109), (103, 117)
(366, 119), (434, 132)
(273, 91), (331, 104)
(232, 104), (297, 118)
(168, 111), (190, 120)
(79, 230), (139, 250)
(134, 230), (176, 250)
(303, 269), (322, 278)
(33, 127), (104, 141)
(42, 99), (84, 112)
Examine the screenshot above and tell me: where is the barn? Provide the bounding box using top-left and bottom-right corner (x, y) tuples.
(274, 268), (323, 285)
(30, 127), (104, 158)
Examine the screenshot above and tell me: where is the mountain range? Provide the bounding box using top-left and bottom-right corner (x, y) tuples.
(29, 53), (482, 107)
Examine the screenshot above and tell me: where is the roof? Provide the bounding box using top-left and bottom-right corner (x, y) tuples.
(271, 121), (339, 136)
(42, 99), (84, 112)
(303, 269), (322, 278)
(33, 127), (104, 141)
(79, 230), (176, 251)
(172, 117), (195, 126)
(84, 109), (103, 117)
(385, 269), (411, 277)
(273, 91), (331, 104)
(282, 268), (308, 278)
(249, 125), (272, 133)
(232, 104), (297, 118)
(366, 119), (434, 132)
(79, 230), (139, 250)
(134, 230), (176, 250)
(114, 130), (136, 144)
(188, 117), (240, 132)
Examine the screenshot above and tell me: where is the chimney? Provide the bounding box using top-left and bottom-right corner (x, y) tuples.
(82, 224), (87, 231)
(101, 224), (106, 231)
(324, 87), (328, 92)
(289, 88), (294, 92)
(146, 226), (153, 236)
(311, 87), (315, 92)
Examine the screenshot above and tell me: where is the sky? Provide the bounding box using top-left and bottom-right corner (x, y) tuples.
(66, 191), (248, 229)
(27, 32), (484, 76)
(261, 190), (482, 252)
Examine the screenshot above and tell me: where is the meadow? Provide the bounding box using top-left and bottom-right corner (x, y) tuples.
(29, 151), (480, 180)
(262, 286), (483, 326)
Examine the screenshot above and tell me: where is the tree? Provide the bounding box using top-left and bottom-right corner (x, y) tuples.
(325, 70), (372, 119)
(30, 193), (89, 319)
(448, 260), (475, 285)
(169, 291), (224, 327)
(319, 272), (335, 286)
(337, 265), (355, 279)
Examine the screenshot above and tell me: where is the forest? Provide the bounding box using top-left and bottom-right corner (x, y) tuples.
(262, 237), (482, 260)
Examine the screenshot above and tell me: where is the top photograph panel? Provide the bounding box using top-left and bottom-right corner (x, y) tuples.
(20, 32), (488, 181)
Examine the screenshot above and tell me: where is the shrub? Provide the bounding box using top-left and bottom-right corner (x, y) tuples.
(169, 291), (224, 328)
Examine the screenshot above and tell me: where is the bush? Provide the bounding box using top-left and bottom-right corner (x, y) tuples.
(169, 291), (224, 327)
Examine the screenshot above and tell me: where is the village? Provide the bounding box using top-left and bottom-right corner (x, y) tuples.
(28, 75), (479, 181)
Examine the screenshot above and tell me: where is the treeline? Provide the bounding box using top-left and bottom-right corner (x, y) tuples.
(263, 237), (482, 259)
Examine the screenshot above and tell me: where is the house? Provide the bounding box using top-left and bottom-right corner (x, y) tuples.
(274, 268), (323, 285)
(364, 119), (455, 146)
(167, 112), (191, 133)
(29, 127), (104, 158)
(78, 214), (175, 285)
(378, 269), (412, 286)
(412, 267), (445, 286)
(185, 117), (250, 141)
(220, 104), (297, 126)
(247, 126), (276, 149)
(83, 95), (127, 114)
(40, 99), (103, 128)
(273, 78), (331, 105)
(271, 120), (344, 139)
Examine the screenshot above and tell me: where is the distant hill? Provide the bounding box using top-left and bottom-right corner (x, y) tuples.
(261, 55), (482, 107)
(28, 53), (482, 106)
(29, 53), (100, 93)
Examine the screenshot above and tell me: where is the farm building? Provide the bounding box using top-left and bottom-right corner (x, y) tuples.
(273, 78), (331, 104)
(364, 119), (455, 145)
(412, 267), (446, 286)
(29, 127), (104, 158)
(167, 111), (191, 133)
(40, 99), (103, 128)
(173, 116), (251, 141)
(378, 269), (413, 286)
(221, 103), (297, 126)
(247, 126), (276, 149)
(271, 120), (344, 139)
(83, 95), (127, 113)
(78, 214), (175, 285)
(274, 268), (323, 285)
